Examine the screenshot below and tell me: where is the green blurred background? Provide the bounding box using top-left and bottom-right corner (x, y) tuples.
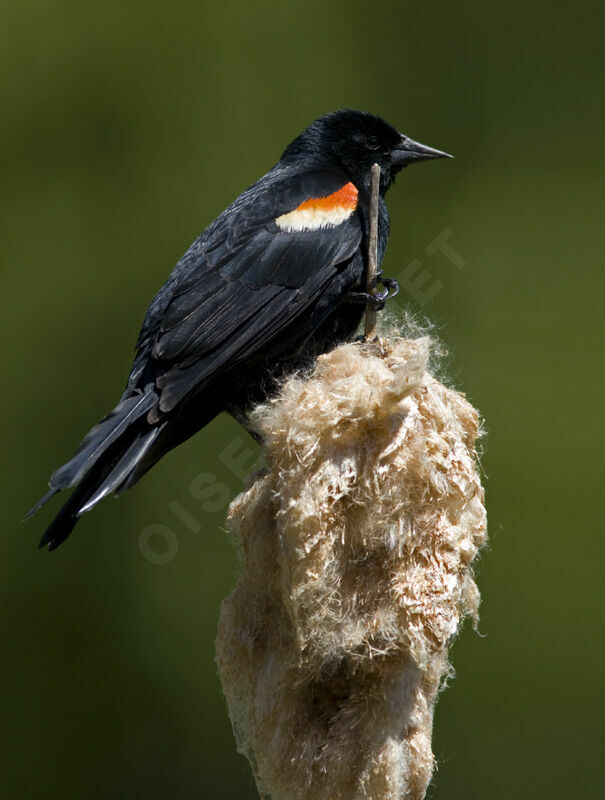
(2, 1), (603, 797)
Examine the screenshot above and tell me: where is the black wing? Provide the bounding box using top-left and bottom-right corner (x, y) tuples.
(131, 167), (364, 414)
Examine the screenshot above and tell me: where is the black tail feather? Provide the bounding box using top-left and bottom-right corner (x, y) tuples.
(48, 391), (156, 492)
(29, 388), (161, 550)
(23, 488), (59, 521)
(78, 427), (161, 514)
(37, 457), (113, 551)
(28, 384), (225, 550)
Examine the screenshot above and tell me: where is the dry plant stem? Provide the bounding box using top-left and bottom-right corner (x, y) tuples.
(364, 162), (381, 341)
(216, 329), (487, 800)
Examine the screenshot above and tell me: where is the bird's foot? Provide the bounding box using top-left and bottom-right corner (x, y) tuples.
(376, 272), (400, 299)
(343, 275), (399, 309)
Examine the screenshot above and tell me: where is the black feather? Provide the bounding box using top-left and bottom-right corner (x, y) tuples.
(48, 391), (156, 491)
(78, 428), (160, 513)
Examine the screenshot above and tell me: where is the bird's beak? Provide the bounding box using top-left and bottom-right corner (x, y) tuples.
(391, 134), (453, 166)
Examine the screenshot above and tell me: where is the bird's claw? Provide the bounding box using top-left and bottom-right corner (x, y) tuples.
(344, 275), (399, 309)
(377, 273), (400, 299)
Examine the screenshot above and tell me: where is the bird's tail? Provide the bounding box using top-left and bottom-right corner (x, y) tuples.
(25, 390), (163, 551)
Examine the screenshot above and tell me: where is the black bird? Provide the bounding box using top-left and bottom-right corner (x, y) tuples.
(27, 109), (451, 550)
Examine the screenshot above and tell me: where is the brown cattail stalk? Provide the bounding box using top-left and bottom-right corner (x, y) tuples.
(364, 162), (381, 341)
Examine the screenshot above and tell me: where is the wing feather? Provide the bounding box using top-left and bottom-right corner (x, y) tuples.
(133, 167), (363, 414)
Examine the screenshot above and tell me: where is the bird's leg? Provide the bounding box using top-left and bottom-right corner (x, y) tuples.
(226, 403), (265, 445)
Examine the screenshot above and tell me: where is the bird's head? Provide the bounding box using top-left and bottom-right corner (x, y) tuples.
(281, 109), (452, 193)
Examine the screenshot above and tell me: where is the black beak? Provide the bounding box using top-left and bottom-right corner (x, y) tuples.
(391, 134), (453, 166)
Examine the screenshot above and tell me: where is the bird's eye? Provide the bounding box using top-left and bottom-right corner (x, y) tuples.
(366, 136), (380, 151)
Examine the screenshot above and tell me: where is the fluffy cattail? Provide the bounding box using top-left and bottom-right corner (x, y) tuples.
(216, 328), (487, 800)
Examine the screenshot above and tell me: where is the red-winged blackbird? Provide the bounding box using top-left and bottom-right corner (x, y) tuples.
(27, 109), (451, 550)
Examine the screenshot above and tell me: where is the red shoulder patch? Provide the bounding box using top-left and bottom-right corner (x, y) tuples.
(275, 182), (358, 232)
(296, 182), (358, 213)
